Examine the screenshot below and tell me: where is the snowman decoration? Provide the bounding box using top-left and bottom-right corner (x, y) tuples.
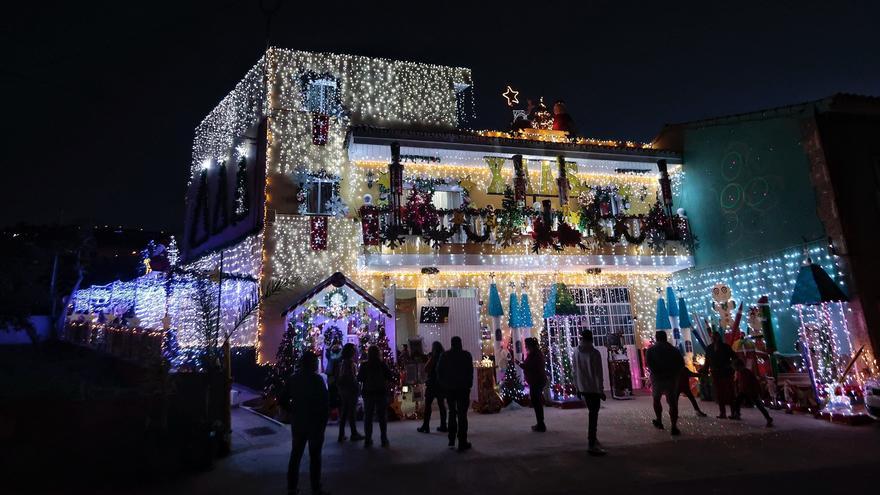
(711, 283), (736, 331)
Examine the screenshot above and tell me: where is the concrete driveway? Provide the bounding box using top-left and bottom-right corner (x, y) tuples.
(135, 396), (880, 494)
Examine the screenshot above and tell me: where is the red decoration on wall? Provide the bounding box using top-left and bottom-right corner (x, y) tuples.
(360, 205), (380, 246)
(310, 216), (328, 250)
(312, 113), (330, 146)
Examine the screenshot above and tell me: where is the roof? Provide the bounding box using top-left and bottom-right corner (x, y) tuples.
(280, 272), (392, 317)
(350, 125), (681, 163)
(663, 93), (880, 130)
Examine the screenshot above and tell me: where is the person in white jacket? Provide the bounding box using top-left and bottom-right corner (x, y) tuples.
(572, 329), (607, 456)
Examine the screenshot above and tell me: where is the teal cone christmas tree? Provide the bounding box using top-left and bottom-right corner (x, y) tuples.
(655, 296), (672, 330)
(519, 293), (534, 328)
(543, 283), (558, 318)
(508, 292), (521, 328)
(488, 282), (504, 317)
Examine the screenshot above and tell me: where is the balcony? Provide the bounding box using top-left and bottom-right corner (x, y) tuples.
(358, 206), (695, 274)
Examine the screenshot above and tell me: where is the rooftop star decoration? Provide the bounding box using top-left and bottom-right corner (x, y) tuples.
(502, 85), (519, 107)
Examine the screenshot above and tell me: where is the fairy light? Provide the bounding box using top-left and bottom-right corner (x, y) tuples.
(76, 48), (697, 370)
(673, 240), (877, 386)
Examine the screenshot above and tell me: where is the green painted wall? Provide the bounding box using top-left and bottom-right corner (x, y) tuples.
(673, 114), (832, 354)
(678, 116), (825, 268)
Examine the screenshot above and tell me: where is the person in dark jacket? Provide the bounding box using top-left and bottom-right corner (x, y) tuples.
(732, 358), (773, 426)
(437, 336), (474, 451)
(418, 341), (448, 433)
(333, 343), (364, 442)
(705, 331), (736, 418)
(518, 337), (547, 432)
(646, 331), (685, 436)
(279, 352), (330, 495)
(357, 345), (393, 448)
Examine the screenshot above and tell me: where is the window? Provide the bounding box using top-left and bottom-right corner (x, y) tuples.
(306, 78), (337, 115)
(543, 286), (636, 347)
(303, 179), (338, 215)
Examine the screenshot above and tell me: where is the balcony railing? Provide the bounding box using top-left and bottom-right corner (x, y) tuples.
(359, 204), (696, 258)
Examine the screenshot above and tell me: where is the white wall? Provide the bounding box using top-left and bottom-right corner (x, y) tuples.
(417, 293), (481, 399)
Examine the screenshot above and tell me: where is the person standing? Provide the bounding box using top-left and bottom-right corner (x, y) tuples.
(705, 331), (736, 419)
(417, 341), (448, 433)
(519, 337), (547, 432)
(646, 331), (685, 436)
(732, 358), (773, 427)
(280, 352), (330, 495)
(678, 366), (708, 417)
(357, 345), (393, 448)
(437, 336), (474, 452)
(572, 329), (607, 456)
(334, 343), (364, 442)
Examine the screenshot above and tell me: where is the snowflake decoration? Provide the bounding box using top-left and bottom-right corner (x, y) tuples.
(324, 196), (349, 217)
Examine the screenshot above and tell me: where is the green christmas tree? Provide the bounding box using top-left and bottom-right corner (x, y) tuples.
(375, 328), (401, 394)
(265, 320), (305, 403)
(555, 283), (579, 315)
(499, 343), (526, 404)
(497, 186), (525, 247)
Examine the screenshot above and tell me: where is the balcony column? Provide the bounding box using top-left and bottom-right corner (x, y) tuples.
(556, 155), (569, 206)
(657, 158), (674, 223)
(512, 154), (527, 204)
(389, 142), (404, 228)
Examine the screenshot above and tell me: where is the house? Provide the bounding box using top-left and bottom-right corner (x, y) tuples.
(71, 49), (696, 397)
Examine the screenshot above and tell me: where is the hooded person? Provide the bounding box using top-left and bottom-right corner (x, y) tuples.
(437, 336), (474, 451)
(572, 329), (607, 456)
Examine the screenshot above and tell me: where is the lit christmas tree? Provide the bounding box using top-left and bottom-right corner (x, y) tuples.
(375, 327), (401, 394)
(555, 283), (579, 315)
(265, 320), (305, 402)
(497, 186), (525, 247)
(499, 343), (526, 404)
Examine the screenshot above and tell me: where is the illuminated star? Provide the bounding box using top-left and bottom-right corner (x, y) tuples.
(502, 86), (519, 107)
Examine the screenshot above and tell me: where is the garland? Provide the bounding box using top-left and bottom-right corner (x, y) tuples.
(530, 217), (587, 253)
(462, 224), (491, 243)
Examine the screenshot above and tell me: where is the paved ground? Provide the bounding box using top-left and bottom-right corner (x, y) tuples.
(128, 393), (880, 495)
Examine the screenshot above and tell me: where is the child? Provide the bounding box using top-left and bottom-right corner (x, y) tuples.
(732, 358), (773, 427)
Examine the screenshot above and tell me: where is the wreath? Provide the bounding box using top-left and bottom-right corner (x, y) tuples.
(324, 288), (349, 310)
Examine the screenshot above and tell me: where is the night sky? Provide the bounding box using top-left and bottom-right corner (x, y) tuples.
(4, 0), (879, 233)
